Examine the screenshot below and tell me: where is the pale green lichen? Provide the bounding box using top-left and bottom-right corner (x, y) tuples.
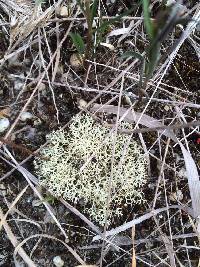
(35, 114), (147, 225)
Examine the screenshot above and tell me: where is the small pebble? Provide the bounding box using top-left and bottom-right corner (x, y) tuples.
(164, 105), (170, 112)
(14, 80), (24, 91)
(70, 53), (84, 69)
(78, 99), (88, 109)
(10, 16), (18, 28)
(148, 183), (155, 190)
(27, 196), (33, 204)
(124, 94), (132, 106)
(53, 256), (64, 267)
(0, 108), (11, 118)
(0, 183), (7, 197)
(61, 73), (68, 83)
(176, 190), (183, 201)
(20, 112), (33, 122)
(38, 82), (46, 92)
(149, 149), (156, 155)
(59, 6), (69, 17)
(0, 118), (10, 133)
(34, 118), (42, 126)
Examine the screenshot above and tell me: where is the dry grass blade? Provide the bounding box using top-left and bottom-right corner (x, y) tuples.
(91, 103), (200, 219)
(4, 148), (69, 240)
(131, 226), (136, 267)
(0, 0), (199, 264)
(92, 205), (191, 241)
(17, 166), (102, 236)
(0, 9), (79, 148)
(0, 207), (37, 267)
(13, 234), (85, 265)
(4, 147), (86, 264)
(179, 143), (200, 218)
(2, 0), (64, 56)
(90, 104), (177, 141)
(0, 185), (28, 231)
(61, 198), (101, 235)
(154, 217), (176, 267)
(104, 118), (200, 136)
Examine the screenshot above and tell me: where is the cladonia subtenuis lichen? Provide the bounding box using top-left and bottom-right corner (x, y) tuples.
(35, 114), (147, 225)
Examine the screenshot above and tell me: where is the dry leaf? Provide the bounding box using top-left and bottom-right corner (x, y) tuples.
(90, 104), (177, 141)
(93, 206), (187, 241)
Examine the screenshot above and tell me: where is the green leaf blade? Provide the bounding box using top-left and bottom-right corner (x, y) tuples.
(142, 0), (154, 39)
(69, 32), (85, 54)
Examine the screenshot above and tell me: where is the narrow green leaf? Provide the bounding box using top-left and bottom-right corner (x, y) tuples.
(91, 0), (98, 22)
(69, 32), (85, 54)
(145, 43), (160, 80)
(142, 0), (154, 39)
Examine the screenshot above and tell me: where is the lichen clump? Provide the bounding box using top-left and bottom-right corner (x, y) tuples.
(35, 114), (147, 225)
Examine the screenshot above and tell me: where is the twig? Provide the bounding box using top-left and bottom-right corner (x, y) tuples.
(0, 9), (79, 149)
(131, 226), (136, 267)
(93, 205), (194, 241)
(91, 104), (200, 138)
(0, 207), (37, 267)
(0, 185), (28, 231)
(0, 137), (48, 160)
(4, 146), (86, 264)
(103, 120), (200, 136)
(50, 16), (143, 23)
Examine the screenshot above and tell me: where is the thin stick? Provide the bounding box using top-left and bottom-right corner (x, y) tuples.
(0, 207), (37, 267)
(104, 120), (200, 135)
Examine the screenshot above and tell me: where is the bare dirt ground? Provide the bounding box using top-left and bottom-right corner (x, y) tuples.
(0, 0), (200, 266)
